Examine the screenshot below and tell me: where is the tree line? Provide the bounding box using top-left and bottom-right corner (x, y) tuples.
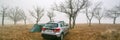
(0, 0), (120, 28)
(53, 0), (120, 28)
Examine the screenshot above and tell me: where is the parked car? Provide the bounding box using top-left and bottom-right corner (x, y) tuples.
(41, 21), (69, 40)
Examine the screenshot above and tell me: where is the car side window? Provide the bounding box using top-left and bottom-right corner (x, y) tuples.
(60, 24), (63, 27)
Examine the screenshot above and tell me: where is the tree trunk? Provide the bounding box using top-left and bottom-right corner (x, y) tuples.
(69, 16), (72, 29)
(36, 21), (38, 24)
(2, 12), (5, 26)
(72, 16), (76, 28)
(49, 17), (52, 22)
(36, 19), (39, 24)
(24, 20), (26, 25)
(113, 18), (116, 24)
(72, 19), (75, 28)
(99, 19), (101, 24)
(14, 21), (17, 25)
(88, 19), (92, 26)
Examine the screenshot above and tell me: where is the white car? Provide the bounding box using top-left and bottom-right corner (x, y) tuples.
(41, 21), (69, 40)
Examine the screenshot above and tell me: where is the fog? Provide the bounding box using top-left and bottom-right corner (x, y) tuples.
(0, 0), (120, 24)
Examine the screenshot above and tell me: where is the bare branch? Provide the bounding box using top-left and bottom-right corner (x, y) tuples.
(29, 6), (44, 24)
(105, 5), (120, 24)
(47, 10), (55, 22)
(84, 0), (103, 26)
(7, 7), (24, 25)
(54, 0), (88, 28)
(29, 11), (37, 19)
(0, 6), (8, 26)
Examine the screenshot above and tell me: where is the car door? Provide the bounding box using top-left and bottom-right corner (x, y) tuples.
(60, 24), (66, 34)
(64, 24), (69, 33)
(62, 24), (69, 34)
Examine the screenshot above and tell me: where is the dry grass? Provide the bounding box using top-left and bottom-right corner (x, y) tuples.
(0, 24), (120, 40)
(0, 24), (43, 40)
(64, 24), (120, 40)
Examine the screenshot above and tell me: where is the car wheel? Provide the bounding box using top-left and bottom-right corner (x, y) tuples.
(58, 34), (64, 40)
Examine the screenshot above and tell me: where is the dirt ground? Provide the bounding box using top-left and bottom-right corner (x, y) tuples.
(0, 24), (120, 40)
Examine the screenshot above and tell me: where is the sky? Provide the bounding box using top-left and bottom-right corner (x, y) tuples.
(0, 0), (120, 24)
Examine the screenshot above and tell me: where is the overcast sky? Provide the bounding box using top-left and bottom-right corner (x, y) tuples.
(0, 0), (120, 24)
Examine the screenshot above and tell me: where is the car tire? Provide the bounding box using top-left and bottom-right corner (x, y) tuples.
(58, 34), (64, 40)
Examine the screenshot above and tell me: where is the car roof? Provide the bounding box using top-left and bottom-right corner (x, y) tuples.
(48, 21), (59, 23)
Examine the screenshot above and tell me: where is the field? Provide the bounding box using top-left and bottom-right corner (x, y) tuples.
(0, 24), (120, 40)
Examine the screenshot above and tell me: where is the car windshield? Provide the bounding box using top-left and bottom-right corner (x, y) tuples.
(45, 23), (58, 28)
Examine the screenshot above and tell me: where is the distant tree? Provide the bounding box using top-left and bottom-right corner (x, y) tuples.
(94, 2), (104, 24)
(84, 1), (100, 26)
(29, 6), (44, 24)
(8, 7), (24, 25)
(54, 0), (87, 28)
(20, 10), (27, 25)
(94, 8), (104, 24)
(106, 5), (120, 24)
(47, 10), (55, 22)
(0, 6), (8, 26)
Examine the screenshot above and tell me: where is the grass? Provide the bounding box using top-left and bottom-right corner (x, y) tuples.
(0, 24), (120, 40)
(0, 24), (43, 40)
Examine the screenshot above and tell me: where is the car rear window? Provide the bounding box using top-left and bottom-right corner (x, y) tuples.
(45, 23), (58, 28)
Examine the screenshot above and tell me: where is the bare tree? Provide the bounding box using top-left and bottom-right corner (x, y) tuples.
(84, 1), (100, 26)
(0, 6), (8, 26)
(106, 6), (120, 24)
(71, 0), (87, 28)
(8, 7), (24, 25)
(54, 0), (87, 28)
(20, 10), (27, 25)
(94, 3), (104, 24)
(47, 10), (55, 22)
(94, 8), (104, 24)
(29, 6), (44, 24)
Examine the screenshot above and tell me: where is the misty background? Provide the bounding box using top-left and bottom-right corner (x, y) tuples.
(0, 0), (120, 24)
